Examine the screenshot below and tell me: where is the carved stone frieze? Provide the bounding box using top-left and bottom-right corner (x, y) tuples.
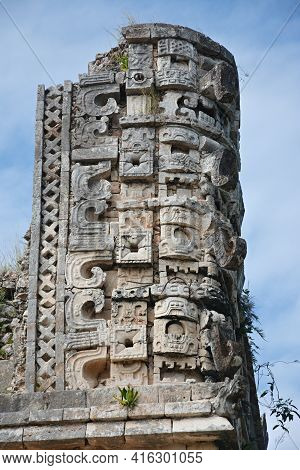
(112, 286), (149, 301)
(65, 253), (107, 288)
(128, 43), (153, 69)
(199, 61), (239, 104)
(153, 319), (199, 355)
(73, 116), (109, 147)
(153, 355), (201, 384)
(65, 288), (105, 330)
(160, 205), (201, 229)
(120, 127), (155, 179)
(159, 224), (203, 261)
(77, 84), (120, 116)
(199, 310), (242, 378)
(158, 38), (198, 62)
(159, 125), (199, 148)
(70, 211), (114, 253)
(66, 346), (109, 389)
(111, 300), (147, 325)
(110, 361), (148, 386)
(71, 136), (119, 161)
(126, 69), (154, 94)
(117, 267), (153, 288)
(155, 297), (198, 322)
(156, 56), (197, 90)
(117, 230), (152, 264)
(110, 325), (147, 361)
(72, 162), (111, 201)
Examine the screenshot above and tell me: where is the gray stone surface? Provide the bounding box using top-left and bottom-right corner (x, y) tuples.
(165, 400), (212, 418)
(86, 421), (125, 448)
(173, 416), (234, 434)
(90, 404), (128, 421)
(158, 384), (192, 403)
(0, 427), (23, 449)
(23, 424), (86, 449)
(0, 360), (14, 394)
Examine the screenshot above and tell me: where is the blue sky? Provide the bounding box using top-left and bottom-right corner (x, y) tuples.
(0, 0), (299, 449)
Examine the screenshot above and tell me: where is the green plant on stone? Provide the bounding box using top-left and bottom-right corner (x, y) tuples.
(114, 385), (139, 409)
(118, 54), (128, 72)
(110, 52), (128, 72)
(237, 287), (265, 363)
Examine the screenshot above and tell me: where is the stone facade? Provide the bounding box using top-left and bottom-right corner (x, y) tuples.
(0, 23), (267, 450)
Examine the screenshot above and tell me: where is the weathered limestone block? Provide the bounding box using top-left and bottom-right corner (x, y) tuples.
(110, 325), (147, 361)
(0, 427), (23, 449)
(23, 424), (86, 449)
(172, 416), (234, 434)
(127, 95), (151, 115)
(128, 403), (165, 420)
(90, 404), (128, 421)
(153, 319), (199, 355)
(63, 407), (90, 422)
(0, 411), (29, 426)
(0, 360), (14, 393)
(125, 418), (172, 448)
(111, 300), (147, 325)
(77, 83), (120, 117)
(65, 288), (105, 330)
(159, 224), (203, 261)
(71, 136), (119, 161)
(126, 69), (154, 94)
(110, 361), (148, 386)
(72, 162), (111, 201)
(29, 408), (63, 424)
(156, 55), (197, 91)
(154, 355), (201, 384)
(86, 421), (125, 448)
(65, 253), (107, 288)
(155, 297), (199, 322)
(120, 127), (155, 179)
(66, 346), (109, 389)
(165, 400), (212, 418)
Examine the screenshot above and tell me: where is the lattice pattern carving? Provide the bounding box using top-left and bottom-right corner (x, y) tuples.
(36, 86), (63, 391)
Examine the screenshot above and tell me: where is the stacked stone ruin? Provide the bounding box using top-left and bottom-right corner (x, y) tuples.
(0, 23), (267, 449)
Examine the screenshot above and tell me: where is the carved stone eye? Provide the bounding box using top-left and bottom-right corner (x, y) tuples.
(166, 320), (184, 336)
(133, 72), (145, 82)
(94, 94), (107, 106)
(124, 338), (134, 348)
